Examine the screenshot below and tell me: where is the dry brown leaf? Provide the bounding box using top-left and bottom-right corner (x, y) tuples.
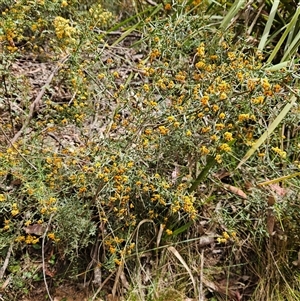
(267, 195), (276, 206)
(1, 275), (11, 290)
(120, 271), (129, 289)
(244, 181), (253, 191)
(107, 294), (120, 301)
(24, 224), (46, 236)
(171, 164), (180, 184)
(223, 184), (247, 199)
(198, 236), (215, 247)
(266, 208), (275, 235)
(214, 170), (231, 180)
(268, 183), (287, 197)
(202, 277), (242, 301)
(258, 179), (289, 197)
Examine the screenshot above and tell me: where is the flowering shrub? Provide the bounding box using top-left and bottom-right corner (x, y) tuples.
(0, 0), (114, 53)
(0, 0), (299, 299)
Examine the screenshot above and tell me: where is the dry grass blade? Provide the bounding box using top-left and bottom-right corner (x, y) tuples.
(112, 261), (124, 298)
(157, 223), (164, 248)
(167, 246), (197, 296)
(0, 242), (13, 279)
(135, 219), (157, 251)
(42, 214), (54, 301)
(133, 219), (157, 299)
(2, 1), (300, 300)
(91, 271), (116, 301)
(0, 124), (37, 171)
(258, 172), (300, 186)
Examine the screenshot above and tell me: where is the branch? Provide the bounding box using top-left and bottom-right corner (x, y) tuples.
(0, 242), (14, 279)
(11, 55), (70, 145)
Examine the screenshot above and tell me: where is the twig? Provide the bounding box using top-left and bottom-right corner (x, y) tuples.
(0, 242), (14, 279)
(91, 270), (116, 301)
(112, 261), (123, 298)
(199, 249), (204, 301)
(42, 214), (54, 301)
(47, 132), (65, 149)
(144, 0), (158, 6)
(11, 54), (70, 145)
(68, 91), (77, 106)
(247, 1), (265, 36)
(93, 29), (142, 38)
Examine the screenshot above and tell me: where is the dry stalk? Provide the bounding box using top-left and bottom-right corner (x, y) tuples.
(0, 242), (13, 279)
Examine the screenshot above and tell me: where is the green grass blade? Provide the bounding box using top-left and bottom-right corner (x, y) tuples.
(97, 4), (162, 42)
(236, 94), (297, 170)
(188, 155), (217, 193)
(110, 4), (162, 47)
(267, 5), (300, 63)
(265, 61), (291, 71)
(281, 26), (300, 62)
(285, 17), (296, 48)
(219, 0), (246, 30)
(172, 221), (193, 237)
(111, 23), (140, 47)
(258, 0), (280, 52)
(205, 0), (224, 14)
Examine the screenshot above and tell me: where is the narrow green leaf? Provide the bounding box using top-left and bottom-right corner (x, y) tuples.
(281, 26), (300, 62)
(219, 0), (246, 30)
(172, 221), (193, 236)
(267, 5), (300, 63)
(265, 61), (290, 71)
(188, 155), (216, 193)
(97, 4), (162, 42)
(236, 95), (297, 170)
(111, 23), (140, 47)
(258, 0), (280, 52)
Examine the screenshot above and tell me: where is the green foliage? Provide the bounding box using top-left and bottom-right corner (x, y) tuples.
(0, 0), (114, 54)
(209, 0), (300, 63)
(0, 0), (300, 300)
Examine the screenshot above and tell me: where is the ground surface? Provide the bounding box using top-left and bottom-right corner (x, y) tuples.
(20, 284), (89, 301)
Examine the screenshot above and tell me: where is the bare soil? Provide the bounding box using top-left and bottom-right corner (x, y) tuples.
(20, 284), (90, 301)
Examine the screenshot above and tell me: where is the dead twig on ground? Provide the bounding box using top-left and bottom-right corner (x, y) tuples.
(0, 242), (14, 280)
(91, 270), (116, 301)
(11, 54), (70, 145)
